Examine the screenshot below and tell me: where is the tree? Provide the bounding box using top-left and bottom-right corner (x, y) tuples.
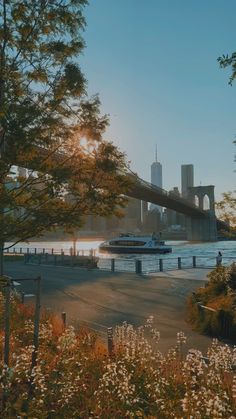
(217, 52), (236, 232)
(216, 192), (236, 235)
(0, 0), (129, 274)
(218, 52), (236, 158)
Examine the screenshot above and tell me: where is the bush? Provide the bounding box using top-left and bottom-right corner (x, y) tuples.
(187, 265), (236, 342)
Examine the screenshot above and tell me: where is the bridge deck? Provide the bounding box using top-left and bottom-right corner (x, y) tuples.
(127, 175), (207, 218)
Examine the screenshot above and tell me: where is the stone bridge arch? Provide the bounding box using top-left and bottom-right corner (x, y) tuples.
(186, 185), (217, 241)
(188, 185), (215, 212)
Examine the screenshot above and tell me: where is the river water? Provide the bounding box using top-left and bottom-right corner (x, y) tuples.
(5, 239), (236, 272)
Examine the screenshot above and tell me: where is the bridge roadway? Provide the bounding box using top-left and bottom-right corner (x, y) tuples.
(127, 174), (206, 218)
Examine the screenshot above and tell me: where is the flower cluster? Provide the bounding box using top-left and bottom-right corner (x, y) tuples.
(0, 297), (236, 418)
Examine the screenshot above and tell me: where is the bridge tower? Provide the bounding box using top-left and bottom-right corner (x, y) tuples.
(186, 185), (217, 241)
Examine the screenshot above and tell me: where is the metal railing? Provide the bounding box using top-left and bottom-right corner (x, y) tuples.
(4, 247), (235, 274)
(4, 246), (96, 257)
(98, 255), (235, 274)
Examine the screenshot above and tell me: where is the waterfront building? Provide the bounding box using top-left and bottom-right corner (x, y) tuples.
(144, 209), (162, 233)
(118, 197), (142, 232)
(166, 187), (180, 227)
(18, 167), (27, 178)
(141, 200), (148, 225)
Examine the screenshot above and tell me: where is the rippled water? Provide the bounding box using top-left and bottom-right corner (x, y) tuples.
(5, 239), (236, 272)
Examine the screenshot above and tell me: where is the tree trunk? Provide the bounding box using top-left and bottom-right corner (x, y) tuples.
(72, 236), (77, 257)
(0, 243), (4, 276)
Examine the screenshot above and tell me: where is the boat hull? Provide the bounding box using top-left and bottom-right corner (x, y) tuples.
(99, 246), (172, 254)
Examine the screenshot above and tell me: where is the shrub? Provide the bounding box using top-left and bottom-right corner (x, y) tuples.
(187, 265), (236, 342)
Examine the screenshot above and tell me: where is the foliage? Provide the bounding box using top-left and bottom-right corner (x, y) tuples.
(218, 51), (236, 161)
(0, 299), (236, 418)
(187, 265), (236, 340)
(218, 52), (236, 85)
(216, 192), (236, 235)
(0, 0), (129, 261)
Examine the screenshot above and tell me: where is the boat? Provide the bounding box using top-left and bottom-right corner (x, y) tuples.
(99, 233), (172, 254)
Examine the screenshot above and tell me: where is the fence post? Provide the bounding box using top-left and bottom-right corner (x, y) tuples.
(42, 248), (45, 255)
(20, 247), (22, 254)
(34, 248), (37, 255)
(159, 259), (163, 272)
(135, 259), (142, 274)
(193, 256), (196, 268)
(111, 258), (115, 272)
(107, 327), (114, 356)
(178, 257), (181, 269)
(61, 312), (66, 329)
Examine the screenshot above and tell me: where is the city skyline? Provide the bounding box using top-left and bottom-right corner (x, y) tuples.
(80, 0), (236, 200)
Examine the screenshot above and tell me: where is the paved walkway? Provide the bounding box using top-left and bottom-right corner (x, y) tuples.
(5, 262), (213, 354)
(152, 268), (211, 281)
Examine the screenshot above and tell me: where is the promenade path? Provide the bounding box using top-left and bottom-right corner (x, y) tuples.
(5, 261), (213, 354)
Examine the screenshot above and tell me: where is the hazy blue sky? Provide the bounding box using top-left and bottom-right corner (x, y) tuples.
(80, 0), (236, 200)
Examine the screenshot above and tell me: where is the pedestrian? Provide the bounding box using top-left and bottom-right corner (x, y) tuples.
(216, 251), (222, 266)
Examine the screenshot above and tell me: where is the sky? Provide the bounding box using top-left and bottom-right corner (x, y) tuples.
(79, 0), (236, 200)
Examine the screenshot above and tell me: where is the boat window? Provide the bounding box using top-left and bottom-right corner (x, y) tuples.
(109, 240), (146, 246)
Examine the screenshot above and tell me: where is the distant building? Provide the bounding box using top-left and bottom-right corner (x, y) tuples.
(18, 167), (27, 178)
(181, 164), (194, 201)
(118, 197), (142, 232)
(144, 209), (162, 233)
(166, 187), (180, 226)
(141, 200), (148, 225)
(150, 147), (163, 215)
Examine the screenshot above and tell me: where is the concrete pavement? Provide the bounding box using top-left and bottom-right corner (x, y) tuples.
(151, 268), (211, 281)
(4, 261), (213, 354)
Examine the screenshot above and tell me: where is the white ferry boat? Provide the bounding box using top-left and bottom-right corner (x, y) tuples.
(99, 233), (172, 254)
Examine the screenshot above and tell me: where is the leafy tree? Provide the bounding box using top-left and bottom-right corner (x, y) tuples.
(0, 0), (129, 274)
(218, 52), (236, 85)
(216, 192), (236, 234)
(217, 53), (236, 233)
(218, 52), (236, 157)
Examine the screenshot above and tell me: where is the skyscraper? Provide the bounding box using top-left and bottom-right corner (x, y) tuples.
(181, 164), (194, 200)
(150, 146), (163, 214)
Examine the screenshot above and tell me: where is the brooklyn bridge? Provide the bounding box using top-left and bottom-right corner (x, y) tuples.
(14, 148), (226, 242)
(126, 173), (225, 241)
